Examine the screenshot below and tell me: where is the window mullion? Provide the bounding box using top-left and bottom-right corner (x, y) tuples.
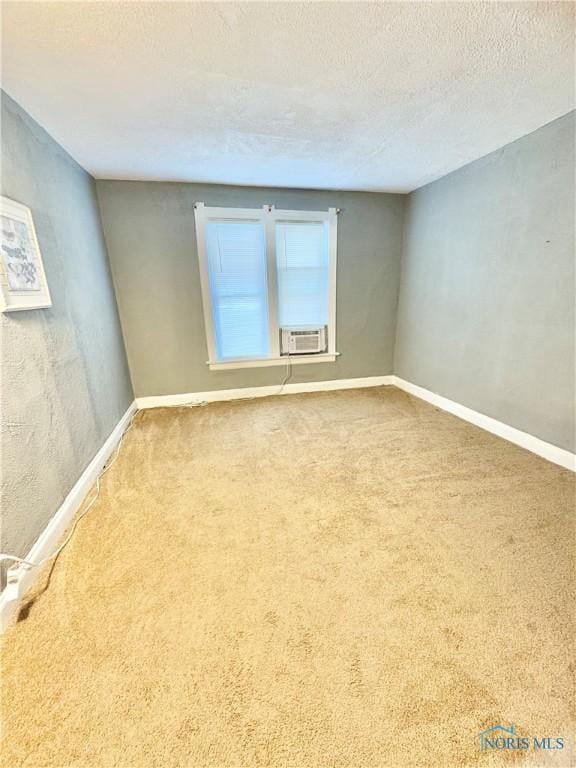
(264, 205), (280, 358)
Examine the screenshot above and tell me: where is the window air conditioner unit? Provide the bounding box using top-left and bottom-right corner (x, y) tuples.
(281, 326), (327, 355)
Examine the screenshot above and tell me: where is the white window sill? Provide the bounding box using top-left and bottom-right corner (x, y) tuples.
(208, 353), (339, 371)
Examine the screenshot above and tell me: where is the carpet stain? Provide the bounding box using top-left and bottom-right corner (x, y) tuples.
(1, 387), (574, 767)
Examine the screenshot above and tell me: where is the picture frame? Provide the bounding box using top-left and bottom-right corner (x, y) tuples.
(0, 196), (52, 312)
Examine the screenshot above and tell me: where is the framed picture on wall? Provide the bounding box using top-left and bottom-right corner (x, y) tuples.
(0, 196), (52, 312)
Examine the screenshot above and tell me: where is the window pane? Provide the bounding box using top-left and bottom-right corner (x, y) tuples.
(206, 220), (269, 359)
(276, 222), (329, 328)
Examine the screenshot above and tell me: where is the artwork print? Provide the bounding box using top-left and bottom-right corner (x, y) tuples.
(0, 196), (52, 312)
(1, 214), (42, 291)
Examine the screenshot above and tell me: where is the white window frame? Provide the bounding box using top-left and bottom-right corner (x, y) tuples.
(194, 203), (338, 370)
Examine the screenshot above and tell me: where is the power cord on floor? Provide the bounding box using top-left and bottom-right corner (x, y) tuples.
(276, 354), (293, 396)
(163, 356), (293, 406)
(163, 400), (209, 409)
(1, 360), (292, 576)
(0, 411), (138, 572)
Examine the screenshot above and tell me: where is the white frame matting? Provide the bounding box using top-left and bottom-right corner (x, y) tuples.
(0, 196), (52, 312)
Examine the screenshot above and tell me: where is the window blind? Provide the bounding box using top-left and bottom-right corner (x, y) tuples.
(205, 220), (269, 360)
(276, 221), (329, 328)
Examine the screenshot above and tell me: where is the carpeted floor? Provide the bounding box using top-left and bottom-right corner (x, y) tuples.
(2, 387), (574, 768)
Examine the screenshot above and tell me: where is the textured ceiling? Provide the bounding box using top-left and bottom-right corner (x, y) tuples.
(2, 2), (574, 192)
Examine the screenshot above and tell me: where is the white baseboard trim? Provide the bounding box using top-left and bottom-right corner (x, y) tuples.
(0, 401), (138, 632)
(4, 374), (570, 631)
(390, 376), (575, 472)
(137, 375), (574, 470)
(136, 375), (395, 409)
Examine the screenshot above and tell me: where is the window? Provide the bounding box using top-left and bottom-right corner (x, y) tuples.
(205, 219), (269, 361)
(195, 204), (338, 369)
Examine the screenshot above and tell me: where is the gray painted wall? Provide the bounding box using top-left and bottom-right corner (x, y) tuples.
(395, 111), (575, 452)
(1, 92), (133, 571)
(96, 182), (405, 397)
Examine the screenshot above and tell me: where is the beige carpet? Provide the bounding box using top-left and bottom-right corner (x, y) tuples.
(2, 387), (574, 768)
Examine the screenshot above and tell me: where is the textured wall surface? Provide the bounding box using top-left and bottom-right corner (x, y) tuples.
(0, 93), (133, 570)
(395, 112), (575, 452)
(96, 182), (405, 397)
(3, 3), (574, 191)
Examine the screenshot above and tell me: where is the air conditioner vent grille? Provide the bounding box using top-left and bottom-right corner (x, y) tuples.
(280, 326), (328, 355)
(294, 335), (321, 351)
